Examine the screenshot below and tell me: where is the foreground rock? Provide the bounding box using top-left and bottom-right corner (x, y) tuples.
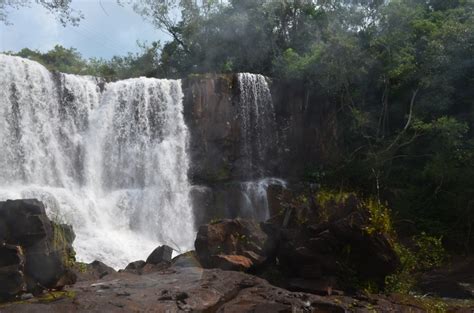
(122, 245), (174, 275)
(195, 193), (400, 293)
(417, 257), (474, 299)
(0, 265), (438, 312)
(0, 199), (77, 299)
(195, 218), (276, 271)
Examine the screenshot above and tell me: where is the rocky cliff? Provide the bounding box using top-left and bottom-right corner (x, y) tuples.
(183, 74), (341, 226)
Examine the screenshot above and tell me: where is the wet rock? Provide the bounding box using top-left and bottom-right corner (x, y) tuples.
(125, 260), (146, 271)
(195, 218), (276, 271)
(0, 244), (26, 300)
(0, 267), (431, 312)
(0, 199), (77, 297)
(146, 245), (173, 265)
(75, 260), (116, 282)
(172, 251), (202, 268)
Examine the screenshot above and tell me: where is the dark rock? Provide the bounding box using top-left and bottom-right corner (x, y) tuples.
(146, 245), (173, 265)
(0, 244), (26, 300)
(74, 260), (116, 282)
(417, 257), (474, 299)
(172, 251), (202, 268)
(125, 260), (146, 271)
(329, 211), (400, 284)
(272, 195), (400, 291)
(195, 218), (276, 271)
(0, 199), (77, 297)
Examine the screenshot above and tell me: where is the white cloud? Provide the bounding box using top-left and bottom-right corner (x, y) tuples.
(0, 0), (169, 58)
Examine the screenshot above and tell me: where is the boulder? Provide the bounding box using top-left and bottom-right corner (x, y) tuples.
(195, 218), (276, 271)
(417, 257), (474, 299)
(0, 244), (26, 300)
(0, 199), (77, 297)
(125, 260), (146, 271)
(275, 195), (400, 290)
(146, 245), (173, 265)
(172, 251), (202, 268)
(75, 261), (116, 282)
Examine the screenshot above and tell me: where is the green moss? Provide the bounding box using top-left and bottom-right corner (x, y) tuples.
(51, 222), (75, 268)
(37, 290), (76, 303)
(0, 291), (76, 307)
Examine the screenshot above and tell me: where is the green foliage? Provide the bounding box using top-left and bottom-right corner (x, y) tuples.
(364, 199), (393, 236)
(1, 0), (82, 26)
(385, 233), (446, 293)
(6, 42), (162, 80)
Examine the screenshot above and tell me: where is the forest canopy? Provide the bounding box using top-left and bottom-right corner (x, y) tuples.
(3, 0), (474, 251)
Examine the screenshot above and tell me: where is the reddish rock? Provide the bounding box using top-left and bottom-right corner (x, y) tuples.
(0, 266), (430, 312)
(195, 218), (276, 270)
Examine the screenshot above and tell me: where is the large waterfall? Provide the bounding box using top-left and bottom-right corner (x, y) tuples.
(0, 54), (195, 268)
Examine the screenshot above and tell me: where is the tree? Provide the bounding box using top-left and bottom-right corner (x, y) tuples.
(0, 0), (83, 25)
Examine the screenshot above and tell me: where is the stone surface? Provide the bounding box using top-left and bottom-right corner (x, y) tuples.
(0, 244), (26, 299)
(171, 251), (202, 268)
(0, 199), (77, 296)
(0, 265), (435, 313)
(275, 195), (400, 290)
(146, 245), (173, 265)
(417, 257), (474, 299)
(74, 261), (116, 282)
(195, 218), (276, 271)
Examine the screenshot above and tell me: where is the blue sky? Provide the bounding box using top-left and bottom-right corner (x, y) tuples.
(0, 0), (170, 59)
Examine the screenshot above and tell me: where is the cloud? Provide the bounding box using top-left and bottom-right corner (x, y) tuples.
(0, 0), (170, 59)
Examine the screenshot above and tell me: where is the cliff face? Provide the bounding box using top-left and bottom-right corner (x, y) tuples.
(182, 74), (341, 225)
(183, 74), (239, 184)
(183, 75), (341, 184)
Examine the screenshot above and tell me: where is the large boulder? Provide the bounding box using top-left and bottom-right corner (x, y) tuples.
(146, 245), (173, 265)
(0, 199), (77, 298)
(194, 192), (400, 293)
(195, 218), (276, 271)
(274, 193), (400, 292)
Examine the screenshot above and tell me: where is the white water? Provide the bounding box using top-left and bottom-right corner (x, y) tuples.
(0, 54), (195, 268)
(237, 74), (286, 220)
(240, 178), (287, 221)
(237, 73), (278, 178)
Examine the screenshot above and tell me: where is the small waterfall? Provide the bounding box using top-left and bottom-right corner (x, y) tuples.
(0, 54), (195, 268)
(240, 178), (287, 221)
(237, 73), (285, 220)
(237, 73), (277, 178)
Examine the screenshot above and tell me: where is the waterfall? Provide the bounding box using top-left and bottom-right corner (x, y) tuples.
(237, 73), (277, 178)
(240, 178), (287, 221)
(0, 54), (195, 268)
(237, 73), (285, 221)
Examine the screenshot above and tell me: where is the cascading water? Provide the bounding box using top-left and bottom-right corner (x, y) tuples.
(240, 178), (287, 221)
(237, 73), (278, 178)
(0, 54), (195, 268)
(236, 73), (285, 221)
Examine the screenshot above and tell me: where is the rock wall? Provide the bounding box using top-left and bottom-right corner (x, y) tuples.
(183, 75), (341, 225)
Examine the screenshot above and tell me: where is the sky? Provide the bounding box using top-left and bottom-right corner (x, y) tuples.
(0, 0), (170, 59)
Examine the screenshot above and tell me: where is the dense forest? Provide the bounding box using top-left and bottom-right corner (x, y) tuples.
(1, 0), (473, 301)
